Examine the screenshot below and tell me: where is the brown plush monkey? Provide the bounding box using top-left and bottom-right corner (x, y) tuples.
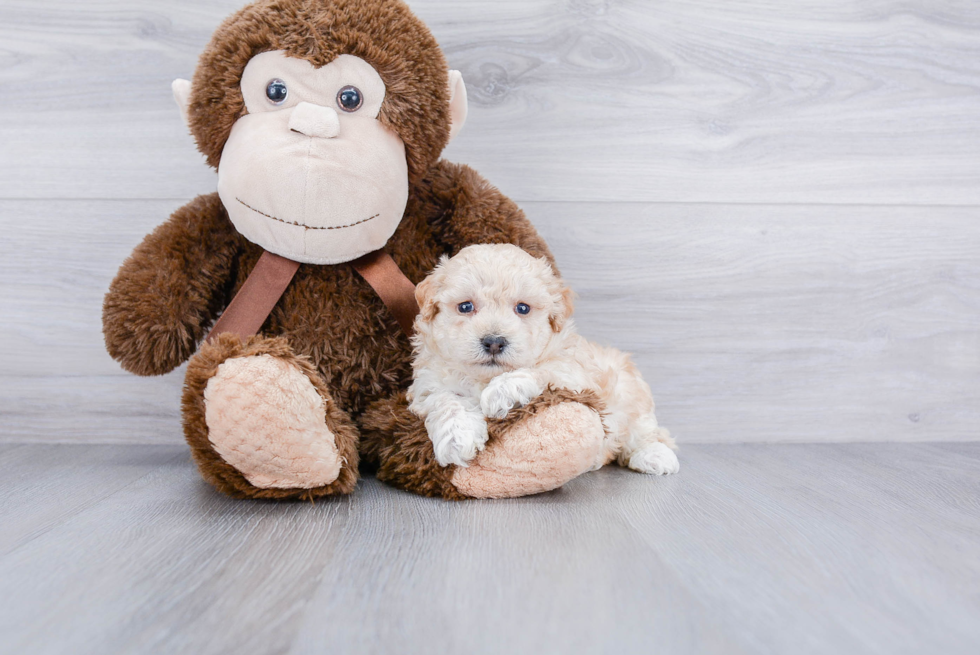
(102, 0), (606, 500)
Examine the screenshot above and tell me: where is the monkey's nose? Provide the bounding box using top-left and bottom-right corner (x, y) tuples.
(481, 335), (508, 356)
(289, 102), (340, 139)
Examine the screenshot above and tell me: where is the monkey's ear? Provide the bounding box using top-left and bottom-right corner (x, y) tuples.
(172, 79), (192, 129)
(447, 71), (468, 143)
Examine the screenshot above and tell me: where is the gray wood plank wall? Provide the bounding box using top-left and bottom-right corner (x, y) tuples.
(1, 0), (978, 445)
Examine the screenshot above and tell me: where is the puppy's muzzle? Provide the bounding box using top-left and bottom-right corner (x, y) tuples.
(481, 335), (508, 356)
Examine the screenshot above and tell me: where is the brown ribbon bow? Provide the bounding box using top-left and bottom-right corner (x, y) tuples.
(206, 249), (420, 343)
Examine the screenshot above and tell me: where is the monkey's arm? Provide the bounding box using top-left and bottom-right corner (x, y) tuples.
(102, 193), (243, 376)
(426, 161), (558, 268)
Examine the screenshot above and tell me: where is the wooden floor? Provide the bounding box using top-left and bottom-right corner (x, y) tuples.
(1, 442), (978, 655)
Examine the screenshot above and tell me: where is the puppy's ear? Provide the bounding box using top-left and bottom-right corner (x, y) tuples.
(415, 273), (441, 324)
(549, 281), (576, 333)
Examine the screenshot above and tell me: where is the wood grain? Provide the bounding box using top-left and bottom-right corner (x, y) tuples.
(0, 0), (978, 203)
(0, 443), (977, 654)
(534, 202), (980, 444)
(0, 444), (185, 556)
(2, 199), (977, 444)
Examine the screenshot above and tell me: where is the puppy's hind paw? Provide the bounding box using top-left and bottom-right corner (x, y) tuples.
(628, 442), (680, 476)
(480, 371), (543, 419)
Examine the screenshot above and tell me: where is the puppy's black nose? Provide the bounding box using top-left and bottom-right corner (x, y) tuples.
(481, 335), (508, 356)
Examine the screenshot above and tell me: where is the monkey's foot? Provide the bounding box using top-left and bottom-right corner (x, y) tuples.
(452, 389), (606, 499)
(183, 334), (359, 500)
(360, 388), (605, 500)
(204, 354), (343, 488)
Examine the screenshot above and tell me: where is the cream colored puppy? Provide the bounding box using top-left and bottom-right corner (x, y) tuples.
(408, 244), (679, 476)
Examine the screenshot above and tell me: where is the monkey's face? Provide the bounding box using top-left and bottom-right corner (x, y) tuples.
(175, 1), (468, 265)
(211, 51), (408, 265)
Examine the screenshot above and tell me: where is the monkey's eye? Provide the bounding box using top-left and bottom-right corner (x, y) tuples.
(458, 301), (475, 314)
(266, 79), (288, 105)
(337, 85), (363, 112)
(515, 303), (531, 315)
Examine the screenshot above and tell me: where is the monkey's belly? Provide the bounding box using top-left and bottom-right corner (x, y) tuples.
(251, 271), (416, 414)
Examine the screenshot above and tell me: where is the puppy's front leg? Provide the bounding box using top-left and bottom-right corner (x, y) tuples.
(413, 391), (488, 468)
(480, 369), (546, 419)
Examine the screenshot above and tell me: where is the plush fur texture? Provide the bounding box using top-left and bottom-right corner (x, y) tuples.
(182, 333), (360, 500)
(214, 50), (412, 264)
(204, 354), (344, 489)
(188, 0), (450, 184)
(103, 0), (607, 500)
(451, 387), (607, 499)
(103, 193), (241, 376)
(452, 399), (606, 499)
(107, 164), (551, 410)
(108, 164), (582, 499)
(359, 391), (466, 500)
(360, 388), (606, 499)
(410, 245), (679, 475)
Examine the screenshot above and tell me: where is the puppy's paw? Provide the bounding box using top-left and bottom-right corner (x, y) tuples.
(429, 409), (489, 468)
(480, 371), (544, 419)
(628, 442), (680, 476)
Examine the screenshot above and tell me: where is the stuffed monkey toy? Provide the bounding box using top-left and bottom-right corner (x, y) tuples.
(102, 0), (607, 500)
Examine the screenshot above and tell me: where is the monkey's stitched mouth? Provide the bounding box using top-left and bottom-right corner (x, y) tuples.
(236, 198), (379, 231)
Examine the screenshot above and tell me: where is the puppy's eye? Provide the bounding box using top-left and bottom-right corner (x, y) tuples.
(266, 79), (288, 105)
(458, 301), (475, 314)
(515, 303), (531, 315)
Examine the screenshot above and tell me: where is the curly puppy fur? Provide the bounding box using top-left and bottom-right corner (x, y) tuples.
(103, 0), (567, 499)
(409, 244), (677, 474)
